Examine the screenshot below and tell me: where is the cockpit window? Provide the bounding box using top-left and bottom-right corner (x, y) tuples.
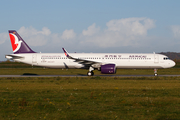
(163, 57), (170, 60)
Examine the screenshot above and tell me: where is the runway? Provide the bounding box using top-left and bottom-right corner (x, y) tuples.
(0, 74), (180, 77)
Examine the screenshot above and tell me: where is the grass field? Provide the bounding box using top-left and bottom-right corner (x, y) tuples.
(0, 76), (180, 120)
(1, 61), (180, 119)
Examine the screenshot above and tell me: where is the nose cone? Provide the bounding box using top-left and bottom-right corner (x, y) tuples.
(171, 60), (176, 67)
(164, 60), (176, 68)
(168, 60), (176, 68)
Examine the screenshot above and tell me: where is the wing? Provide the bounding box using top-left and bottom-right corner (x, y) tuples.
(62, 48), (101, 65)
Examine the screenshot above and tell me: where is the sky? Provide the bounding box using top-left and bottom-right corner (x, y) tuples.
(1, 0), (180, 60)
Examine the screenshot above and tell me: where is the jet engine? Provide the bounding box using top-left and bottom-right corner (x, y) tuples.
(101, 64), (116, 74)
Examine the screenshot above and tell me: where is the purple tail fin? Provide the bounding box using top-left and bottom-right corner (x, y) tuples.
(9, 30), (36, 54)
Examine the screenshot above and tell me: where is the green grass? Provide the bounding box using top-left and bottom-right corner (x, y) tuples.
(0, 77), (180, 119)
(0, 61), (40, 68)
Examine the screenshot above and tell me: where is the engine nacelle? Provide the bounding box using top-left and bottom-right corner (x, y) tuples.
(101, 64), (116, 74)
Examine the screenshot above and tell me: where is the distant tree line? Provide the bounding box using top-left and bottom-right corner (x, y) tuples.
(160, 52), (180, 61)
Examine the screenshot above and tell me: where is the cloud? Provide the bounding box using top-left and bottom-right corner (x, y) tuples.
(18, 26), (51, 37)
(80, 17), (155, 47)
(0, 32), (8, 44)
(18, 26), (51, 46)
(106, 17), (155, 36)
(61, 29), (76, 40)
(12, 18), (156, 48)
(82, 23), (100, 36)
(1, 17), (155, 51)
(171, 25), (180, 39)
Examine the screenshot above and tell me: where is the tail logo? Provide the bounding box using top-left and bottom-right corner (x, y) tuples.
(65, 53), (67, 56)
(9, 33), (22, 53)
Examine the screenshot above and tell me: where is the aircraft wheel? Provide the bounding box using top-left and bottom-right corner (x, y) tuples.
(87, 71), (92, 76)
(87, 71), (94, 76)
(91, 71), (94, 76)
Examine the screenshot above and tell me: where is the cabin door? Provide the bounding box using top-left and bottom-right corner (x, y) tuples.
(154, 54), (159, 63)
(32, 55), (37, 63)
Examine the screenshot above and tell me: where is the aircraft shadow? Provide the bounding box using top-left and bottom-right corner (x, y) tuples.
(77, 74), (87, 76)
(23, 73), (38, 75)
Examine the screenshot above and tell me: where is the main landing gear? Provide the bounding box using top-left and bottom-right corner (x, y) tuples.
(87, 71), (94, 76)
(154, 69), (158, 76)
(87, 67), (158, 76)
(87, 66), (94, 76)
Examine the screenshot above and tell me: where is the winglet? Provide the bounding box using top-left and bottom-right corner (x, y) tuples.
(62, 48), (70, 57)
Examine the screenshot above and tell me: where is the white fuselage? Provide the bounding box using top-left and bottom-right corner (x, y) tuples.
(6, 53), (176, 69)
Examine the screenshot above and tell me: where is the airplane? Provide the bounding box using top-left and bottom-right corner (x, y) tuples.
(5, 30), (176, 76)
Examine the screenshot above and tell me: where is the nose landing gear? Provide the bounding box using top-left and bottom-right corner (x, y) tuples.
(154, 69), (158, 76)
